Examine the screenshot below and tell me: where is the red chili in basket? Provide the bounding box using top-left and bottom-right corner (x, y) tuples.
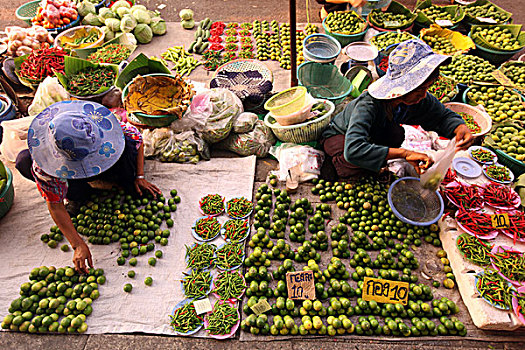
(378, 56), (389, 72)
(502, 211), (525, 244)
(19, 47), (67, 83)
(456, 209), (494, 237)
(481, 183), (519, 208)
(442, 168), (457, 186)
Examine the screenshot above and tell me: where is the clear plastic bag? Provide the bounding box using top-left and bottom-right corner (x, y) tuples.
(420, 138), (456, 191)
(233, 112), (258, 133)
(28, 77), (69, 117)
(219, 120), (276, 157)
(201, 88), (243, 144)
(270, 143), (325, 182)
(0, 116), (35, 162)
(142, 128), (209, 163)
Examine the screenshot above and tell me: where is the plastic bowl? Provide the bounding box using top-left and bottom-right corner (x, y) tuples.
(204, 299), (240, 339)
(270, 93), (315, 126)
(181, 269), (213, 300)
(303, 34), (341, 62)
(490, 245), (525, 287)
(468, 32), (524, 66)
(0, 167), (15, 219)
(445, 102), (492, 137)
(322, 17), (369, 47)
(54, 26), (105, 51)
(297, 62), (353, 105)
(191, 216), (221, 242)
(170, 299), (204, 336)
(264, 86), (307, 117)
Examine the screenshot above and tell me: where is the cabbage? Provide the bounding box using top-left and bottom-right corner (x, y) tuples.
(134, 23), (153, 44)
(130, 5), (147, 13)
(82, 13), (104, 26)
(125, 33), (137, 46)
(150, 18), (167, 35)
(111, 0), (131, 14)
(105, 18), (121, 32)
(120, 14), (137, 33)
(117, 7), (131, 18)
(181, 19), (195, 29)
(98, 7), (115, 20)
(132, 9), (151, 24)
(179, 9), (194, 21)
(102, 27), (115, 42)
(149, 10), (161, 19)
(78, 1), (96, 17)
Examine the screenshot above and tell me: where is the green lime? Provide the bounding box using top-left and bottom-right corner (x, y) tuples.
(155, 250), (163, 259)
(144, 277), (153, 286)
(148, 258), (156, 266)
(123, 283), (132, 293)
(170, 189), (177, 197)
(127, 270), (135, 278)
(60, 245), (69, 252)
(129, 258), (138, 266)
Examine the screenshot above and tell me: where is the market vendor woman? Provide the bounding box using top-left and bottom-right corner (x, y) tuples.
(15, 101), (161, 273)
(322, 39), (474, 177)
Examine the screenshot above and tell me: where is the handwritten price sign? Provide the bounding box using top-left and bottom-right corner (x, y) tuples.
(491, 213), (510, 229)
(286, 271), (315, 300)
(362, 277), (409, 305)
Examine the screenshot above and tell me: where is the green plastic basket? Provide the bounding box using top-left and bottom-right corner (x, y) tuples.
(0, 167), (15, 220)
(487, 146), (525, 177)
(16, 0), (39, 25)
(297, 62), (353, 105)
(264, 99), (335, 143)
(322, 15), (369, 47)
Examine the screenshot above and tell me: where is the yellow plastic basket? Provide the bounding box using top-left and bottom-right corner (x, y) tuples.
(264, 86), (307, 117)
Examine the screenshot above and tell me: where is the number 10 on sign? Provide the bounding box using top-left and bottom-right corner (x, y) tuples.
(362, 277), (409, 305)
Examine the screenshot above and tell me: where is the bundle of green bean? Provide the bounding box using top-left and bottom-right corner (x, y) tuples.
(200, 194), (225, 215)
(476, 270), (514, 309)
(170, 302), (203, 333)
(226, 197), (253, 218)
(185, 242), (216, 270)
(215, 243), (244, 269)
(491, 249), (525, 282)
(222, 219), (249, 242)
(193, 217), (221, 240)
(182, 269), (212, 298)
(456, 233), (492, 266)
(205, 301), (239, 335)
(161, 46), (202, 76)
(212, 270), (247, 300)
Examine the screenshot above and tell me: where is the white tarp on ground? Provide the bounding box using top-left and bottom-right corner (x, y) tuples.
(0, 156), (255, 336)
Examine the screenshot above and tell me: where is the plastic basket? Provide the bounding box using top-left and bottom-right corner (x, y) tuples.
(212, 59), (273, 83)
(16, 0), (39, 25)
(0, 167), (15, 220)
(322, 16), (369, 47)
(264, 99), (335, 143)
(302, 34), (341, 62)
(264, 87), (307, 117)
(443, 102), (491, 137)
(489, 147), (525, 177)
(297, 62), (353, 105)
(468, 32), (524, 66)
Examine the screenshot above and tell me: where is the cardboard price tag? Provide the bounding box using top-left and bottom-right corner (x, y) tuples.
(435, 20), (453, 27)
(362, 277), (409, 305)
(250, 299), (272, 315)
(286, 271), (315, 300)
(476, 17), (498, 24)
(193, 298), (212, 315)
(491, 213), (510, 229)
(384, 20), (401, 28)
(491, 70), (514, 87)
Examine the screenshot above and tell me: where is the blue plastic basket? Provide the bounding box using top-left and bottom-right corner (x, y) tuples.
(303, 34), (341, 62)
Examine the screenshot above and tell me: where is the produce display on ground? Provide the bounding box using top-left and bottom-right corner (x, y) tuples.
(2, 0), (525, 343)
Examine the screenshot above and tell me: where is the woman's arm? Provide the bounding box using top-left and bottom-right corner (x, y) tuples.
(47, 201), (93, 273)
(134, 143), (161, 197)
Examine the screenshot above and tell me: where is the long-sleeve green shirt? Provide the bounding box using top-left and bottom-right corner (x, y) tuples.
(321, 91), (465, 172)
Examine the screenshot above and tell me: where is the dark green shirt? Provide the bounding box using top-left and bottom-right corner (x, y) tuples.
(322, 91), (464, 172)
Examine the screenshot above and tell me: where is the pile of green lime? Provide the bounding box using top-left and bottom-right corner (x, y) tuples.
(440, 55), (496, 84)
(370, 31), (414, 50)
(471, 26), (522, 51)
(421, 35), (460, 55)
(486, 124), (525, 162)
(324, 11), (366, 35)
(1, 266), (105, 333)
(466, 3), (511, 23)
(420, 6), (454, 22)
(500, 62), (525, 88)
(369, 10), (413, 29)
(466, 85), (525, 123)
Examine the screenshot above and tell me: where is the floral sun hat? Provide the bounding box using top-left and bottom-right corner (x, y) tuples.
(368, 39), (451, 100)
(28, 100), (125, 179)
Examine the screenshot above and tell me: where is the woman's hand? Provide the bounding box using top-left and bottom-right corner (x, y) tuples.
(405, 150), (434, 175)
(454, 124), (474, 150)
(73, 242), (93, 274)
(135, 178), (162, 197)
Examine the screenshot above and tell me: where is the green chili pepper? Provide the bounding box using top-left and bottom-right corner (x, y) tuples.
(485, 165), (511, 182)
(182, 269), (212, 299)
(205, 301), (238, 335)
(170, 301), (203, 333)
(222, 219), (249, 242)
(212, 270), (247, 300)
(215, 242), (244, 270)
(192, 217), (221, 240)
(476, 269), (514, 309)
(456, 233), (492, 266)
(185, 242), (216, 270)
(226, 197), (253, 218)
(200, 194), (225, 215)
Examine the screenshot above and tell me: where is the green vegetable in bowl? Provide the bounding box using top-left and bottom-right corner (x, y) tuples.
(325, 11), (365, 35)
(471, 26), (522, 51)
(440, 55), (495, 84)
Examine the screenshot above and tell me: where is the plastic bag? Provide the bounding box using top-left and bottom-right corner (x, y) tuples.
(171, 91), (212, 133)
(201, 88), (243, 144)
(219, 120), (276, 157)
(270, 143), (325, 182)
(233, 112), (258, 133)
(0, 116), (35, 162)
(142, 128), (209, 163)
(420, 138), (456, 191)
(28, 77), (69, 117)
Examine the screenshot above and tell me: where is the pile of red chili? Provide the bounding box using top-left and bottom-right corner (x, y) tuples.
(378, 56), (389, 73)
(18, 47), (67, 83)
(456, 209), (495, 237)
(444, 182), (484, 210)
(481, 183), (519, 209)
(501, 211), (525, 244)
